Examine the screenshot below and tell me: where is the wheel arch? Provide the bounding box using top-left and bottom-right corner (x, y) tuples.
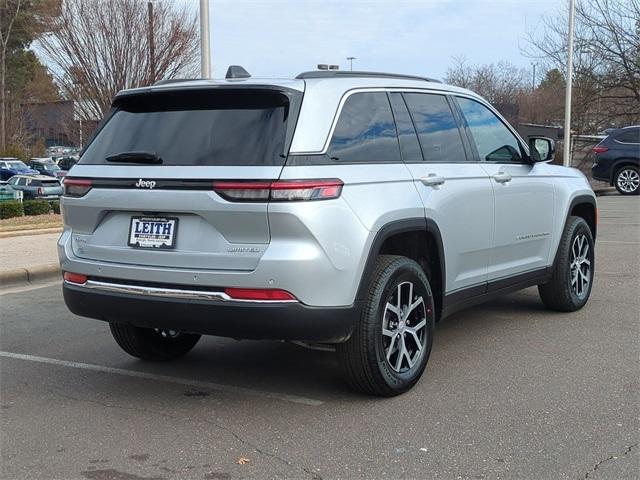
(568, 195), (597, 240)
(355, 218), (446, 320)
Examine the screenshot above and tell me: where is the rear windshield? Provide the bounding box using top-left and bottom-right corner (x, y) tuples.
(80, 89), (292, 166)
(32, 180), (60, 186)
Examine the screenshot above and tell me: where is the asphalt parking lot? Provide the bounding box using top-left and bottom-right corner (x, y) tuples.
(1, 195), (638, 480)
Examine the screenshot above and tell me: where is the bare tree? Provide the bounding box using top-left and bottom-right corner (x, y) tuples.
(0, 0), (23, 152)
(445, 56), (528, 123)
(37, 0), (198, 121)
(524, 0), (640, 129)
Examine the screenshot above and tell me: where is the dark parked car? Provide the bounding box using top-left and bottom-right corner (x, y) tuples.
(592, 126), (640, 195)
(55, 155), (78, 173)
(30, 158), (65, 178)
(0, 157), (38, 180)
(7, 175), (63, 200)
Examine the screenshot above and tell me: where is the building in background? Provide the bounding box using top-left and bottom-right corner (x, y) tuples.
(22, 100), (100, 149)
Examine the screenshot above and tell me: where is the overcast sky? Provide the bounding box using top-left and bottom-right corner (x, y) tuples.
(199, 0), (562, 81)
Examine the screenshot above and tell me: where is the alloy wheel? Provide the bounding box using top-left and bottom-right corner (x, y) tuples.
(570, 234), (591, 299)
(617, 168), (639, 193)
(382, 281), (428, 373)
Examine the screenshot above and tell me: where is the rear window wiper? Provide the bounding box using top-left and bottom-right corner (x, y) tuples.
(106, 151), (163, 164)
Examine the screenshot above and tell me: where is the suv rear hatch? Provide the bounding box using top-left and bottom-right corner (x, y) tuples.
(33, 178), (63, 197)
(64, 85), (303, 271)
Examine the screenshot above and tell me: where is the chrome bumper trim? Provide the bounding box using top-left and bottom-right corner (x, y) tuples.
(64, 279), (298, 304)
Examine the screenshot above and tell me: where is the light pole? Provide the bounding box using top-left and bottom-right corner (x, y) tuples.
(148, 1), (155, 83)
(563, 0), (576, 167)
(200, 0), (211, 78)
(531, 62), (537, 91)
(347, 57), (356, 71)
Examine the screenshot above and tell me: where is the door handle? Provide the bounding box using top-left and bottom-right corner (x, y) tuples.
(492, 172), (512, 184)
(419, 174), (446, 187)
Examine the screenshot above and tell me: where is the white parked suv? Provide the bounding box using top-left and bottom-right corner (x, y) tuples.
(59, 68), (597, 396)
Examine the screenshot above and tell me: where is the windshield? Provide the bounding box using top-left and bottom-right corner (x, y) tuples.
(6, 161), (29, 170)
(81, 89), (294, 166)
(43, 164), (61, 171)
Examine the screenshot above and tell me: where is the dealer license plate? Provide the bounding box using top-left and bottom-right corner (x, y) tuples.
(128, 217), (178, 249)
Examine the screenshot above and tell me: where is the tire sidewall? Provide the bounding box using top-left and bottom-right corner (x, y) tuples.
(368, 261), (435, 392)
(615, 166), (639, 195)
(564, 219), (595, 308)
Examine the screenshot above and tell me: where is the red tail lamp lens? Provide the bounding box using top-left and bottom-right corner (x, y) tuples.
(224, 288), (296, 301)
(592, 146), (609, 154)
(213, 179), (343, 202)
(63, 178), (93, 197)
(64, 272), (88, 284)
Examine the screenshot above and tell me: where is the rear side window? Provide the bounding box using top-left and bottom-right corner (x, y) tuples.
(328, 92), (400, 162)
(403, 93), (467, 162)
(457, 97), (524, 163)
(615, 130), (639, 144)
(388, 93), (423, 162)
(80, 90), (292, 166)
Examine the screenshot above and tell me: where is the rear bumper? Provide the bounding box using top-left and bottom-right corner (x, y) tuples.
(63, 282), (360, 343)
(591, 163), (612, 183)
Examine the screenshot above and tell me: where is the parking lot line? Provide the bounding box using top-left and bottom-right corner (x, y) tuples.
(0, 350), (324, 407)
(597, 240), (640, 245)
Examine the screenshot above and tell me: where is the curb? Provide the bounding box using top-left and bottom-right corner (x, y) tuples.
(0, 227), (63, 239)
(0, 263), (61, 289)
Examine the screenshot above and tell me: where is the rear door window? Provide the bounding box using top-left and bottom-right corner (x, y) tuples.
(328, 92), (400, 162)
(403, 93), (467, 162)
(388, 92), (423, 162)
(615, 130), (639, 144)
(80, 89), (293, 166)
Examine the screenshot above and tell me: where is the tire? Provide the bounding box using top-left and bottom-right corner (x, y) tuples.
(109, 322), (201, 361)
(337, 255), (435, 396)
(614, 166), (639, 195)
(538, 216), (594, 312)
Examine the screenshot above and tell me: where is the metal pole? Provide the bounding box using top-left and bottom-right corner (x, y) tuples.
(200, 0), (211, 78)
(148, 1), (155, 83)
(532, 62), (536, 91)
(563, 0), (576, 167)
(347, 57), (356, 71)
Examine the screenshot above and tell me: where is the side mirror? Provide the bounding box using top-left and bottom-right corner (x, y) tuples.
(528, 136), (555, 162)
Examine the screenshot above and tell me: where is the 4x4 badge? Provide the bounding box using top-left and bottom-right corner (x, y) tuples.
(135, 179), (156, 189)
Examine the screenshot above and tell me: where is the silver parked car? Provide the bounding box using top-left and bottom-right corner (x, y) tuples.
(8, 175), (63, 200)
(59, 68), (596, 396)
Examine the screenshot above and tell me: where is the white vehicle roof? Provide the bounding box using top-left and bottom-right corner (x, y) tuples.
(115, 70), (484, 155)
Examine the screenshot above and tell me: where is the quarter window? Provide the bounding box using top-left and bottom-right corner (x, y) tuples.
(403, 93), (467, 162)
(457, 97), (524, 163)
(328, 92), (400, 162)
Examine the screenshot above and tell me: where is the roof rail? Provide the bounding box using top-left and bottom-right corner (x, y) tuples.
(295, 70), (441, 83)
(153, 78), (199, 86)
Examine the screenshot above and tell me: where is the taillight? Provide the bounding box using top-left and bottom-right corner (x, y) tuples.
(592, 146), (609, 154)
(63, 272), (87, 284)
(212, 181), (272, 201)
(270, 179), (343, 201)
(212, 179), (343, 202)
(63, 178), (92, 197)
(224, 288), (296, 301)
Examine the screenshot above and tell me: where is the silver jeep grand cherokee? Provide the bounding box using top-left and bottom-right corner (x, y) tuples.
(59, 68), (596, 396)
